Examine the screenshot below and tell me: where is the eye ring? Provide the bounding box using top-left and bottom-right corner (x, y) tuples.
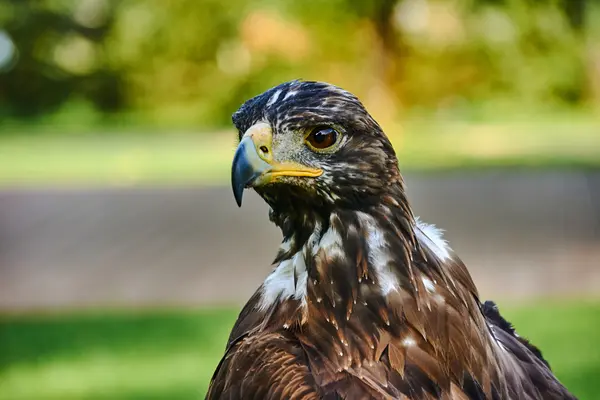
(305, 126), (339, 150)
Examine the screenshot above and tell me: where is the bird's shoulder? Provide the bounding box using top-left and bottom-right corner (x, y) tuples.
(206, 325), (431, 400)
(205, 328), (324, 400)
(207, 283), (496, 400)
(482, 301), (577, 400)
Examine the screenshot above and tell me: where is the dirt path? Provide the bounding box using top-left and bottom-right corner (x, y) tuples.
(1, 171), (599, 311)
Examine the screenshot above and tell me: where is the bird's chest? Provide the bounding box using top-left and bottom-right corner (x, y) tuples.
(295, 297), (401, 372)
(287, 289), (503, 399)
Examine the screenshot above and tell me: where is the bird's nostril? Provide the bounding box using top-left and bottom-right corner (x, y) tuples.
(259, 146), (269, 154)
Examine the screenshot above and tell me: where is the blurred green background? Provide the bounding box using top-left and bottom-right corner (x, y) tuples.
(0, 303), (598, 400)
(0, 0), (599, 186)
(1, 0), (599, 399)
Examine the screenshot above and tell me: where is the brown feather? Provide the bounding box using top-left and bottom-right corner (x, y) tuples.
(209, 80), (576, 400)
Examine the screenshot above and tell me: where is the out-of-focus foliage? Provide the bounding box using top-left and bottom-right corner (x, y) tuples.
(0, 0), (598, 128)
(0, 0), (123, 116)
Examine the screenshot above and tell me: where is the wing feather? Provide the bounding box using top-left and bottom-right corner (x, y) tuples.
(206, 331), (320, 400)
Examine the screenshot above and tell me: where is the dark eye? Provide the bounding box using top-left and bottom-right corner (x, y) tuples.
(306, 127), (338, 150)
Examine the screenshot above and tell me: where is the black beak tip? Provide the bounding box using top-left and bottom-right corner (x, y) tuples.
(233, 183), (244, 207)
(231, 164), (245, 207)
(231, 143), (251, 208)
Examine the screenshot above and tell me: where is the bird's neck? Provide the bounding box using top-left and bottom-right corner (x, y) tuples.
(256, 195), (463, 324)
(240, 197), (493, 386)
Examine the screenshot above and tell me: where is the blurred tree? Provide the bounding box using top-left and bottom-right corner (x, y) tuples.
(0, 0), (598, 128)
(472, 0), (587, 32)
(561, 0), (586, 32)
(0, 0), (124, 118)
(105, 0), (252, 125)
(343, 0), (405, 120)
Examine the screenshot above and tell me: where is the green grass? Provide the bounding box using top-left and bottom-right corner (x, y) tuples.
(1, 302), (599, 400)
(0, 113), (599, 188)
(0, 132), (237, 188)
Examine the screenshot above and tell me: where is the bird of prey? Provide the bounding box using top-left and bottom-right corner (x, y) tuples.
(206, 80), (576, 399)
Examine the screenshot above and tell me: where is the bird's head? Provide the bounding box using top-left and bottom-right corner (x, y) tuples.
(231, 80), (403, 224)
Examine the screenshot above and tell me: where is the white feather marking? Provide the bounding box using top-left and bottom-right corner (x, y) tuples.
(308, 221), (322, 256)
(488, 325), (512, 354)
(319, 225), (345, 260)
(259, 250), (307, 311)
(402, 336), (416, 347)
(415, 217), (451, 260)
(258, 222), (322, 310)
(283, 90), (297, 100)
(259, 258), (294, 310)
(292, 251), (308, 305)
(266, 89), (282, 106)
(422, 276), (436, 293)
(356, 212), (399, 295)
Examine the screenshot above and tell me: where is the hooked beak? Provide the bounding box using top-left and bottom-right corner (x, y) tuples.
(231, 123), (323, 207)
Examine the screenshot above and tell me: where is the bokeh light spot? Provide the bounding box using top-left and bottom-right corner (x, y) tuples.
(0, 30), (17, 72)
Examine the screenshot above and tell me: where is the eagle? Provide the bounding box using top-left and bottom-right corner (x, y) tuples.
(206, 80), (576, 400)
